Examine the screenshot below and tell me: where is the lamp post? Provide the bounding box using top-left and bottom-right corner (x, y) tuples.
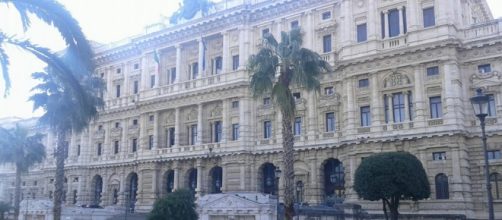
(275, 167), (282, 220)
(470, 88), (495, 220)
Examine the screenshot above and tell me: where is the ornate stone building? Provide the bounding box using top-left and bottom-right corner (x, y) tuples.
(1, 0), (502, 219)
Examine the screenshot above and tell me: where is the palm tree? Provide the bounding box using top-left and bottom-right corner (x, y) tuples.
(0, 124), (46, 220)
(247, 28), (330, 220)
(30, 49), (104, 220)
(0, 0), (94, 96)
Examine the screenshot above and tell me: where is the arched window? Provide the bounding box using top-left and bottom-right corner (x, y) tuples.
(435, 173), (449, 199)
(166, 170), (174, 193)
(188, 169), (197, 193)
(210, 166), (223, 194)
(261, 163), (277, 195)
(323, 159), (345, 198)
(490, 173), (501, 199)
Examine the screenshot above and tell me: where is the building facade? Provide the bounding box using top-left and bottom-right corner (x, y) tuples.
(1, 0), (502, 219)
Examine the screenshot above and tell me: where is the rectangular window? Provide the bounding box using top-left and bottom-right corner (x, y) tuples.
(77, 145), (81, 156)
(116, 68), (121, 74)
(114, 141), (119, 154)
(168, 127), (175, 147)
(133, 81), (139, 94)
(262, 28), (270, 37)
(427, 66), (439, 76)
(232, 123), (240, 141)
(488, 94), (496, 116)
(98, 125), (103, 130)
(408, 92), (414, 121)
(232, 101), (239, 109)
(132, 138), (137, 152)
(149, 115), (154, 122)
(291, 20), (299, 29)
(134, 63), (139, 70)
(214, 56), (223, 74)
(115, 122), (120, 128)
(430, 96), (442, 118)
(192, 62), (199, 79)
(232, 55), (239, 70)
(97, 143), (102, 156)
(381, 12), (385, 38)
(190, 124), (197, 145)
(488, 150), (501, 160)
(388, 9), (400, 37)
(148, 135), (154, 149)
(323, 35), (332, 53)
(116, 85), (121, 98)
(325, 87), (334, 95)
(214, 121), (222, 143)
(264, 121), (272, 139)
(357, 23), (367, 42)
(150, 75), (155, 88)
(170, 67), (176, 83)
(433, 152), (446, 160)
(325, 112), (335, 132)
(478, 64), (492, 73)
(263, 97), (271, 106)
(132, 119), (138, 126)
(294, 117), (302, 136)
(360, 106), (371, 127)
(322, 11), (331, 20)
(393, 93), (405, 122)
(293, 92), (301, 101)
(358, 79), (369, 88)
(423, 7), (435, 27)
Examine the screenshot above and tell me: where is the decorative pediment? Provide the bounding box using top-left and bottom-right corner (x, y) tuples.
(384, 72), (411, 88)
(165, 112), (175, 125)
(319, 93), (341, 107)
(210, 105), (223, 118)
(186, 108), (198, 121)
(470, 71), (502, 88)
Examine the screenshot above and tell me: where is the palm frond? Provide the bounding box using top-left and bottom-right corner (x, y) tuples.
(272, 83), (295, 118)
(4, 0), (95, 71)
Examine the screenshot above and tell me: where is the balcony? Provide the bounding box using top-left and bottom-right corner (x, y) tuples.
(381, 35), (407, 50)
(463, 19), (502, 41)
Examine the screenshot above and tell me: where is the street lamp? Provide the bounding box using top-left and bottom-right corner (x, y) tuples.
(470, 88), (495, 220)
(275, 167), (282, 220)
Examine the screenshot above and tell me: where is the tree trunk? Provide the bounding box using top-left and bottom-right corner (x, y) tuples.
(281, 109), (295, 220)
(14, 163), (21, 220)
(389, 196), (400, 220)
(53, 131), (67, 220)
(382, 199), (389, 220)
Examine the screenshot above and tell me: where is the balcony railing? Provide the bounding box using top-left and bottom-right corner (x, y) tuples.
(463, 19), (501, 41)
(381, 35), (407, 49)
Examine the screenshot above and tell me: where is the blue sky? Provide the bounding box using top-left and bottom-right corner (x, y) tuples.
(0, 0), (501, 119)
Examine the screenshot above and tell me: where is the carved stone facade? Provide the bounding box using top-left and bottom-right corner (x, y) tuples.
(1, 0), (502, 219)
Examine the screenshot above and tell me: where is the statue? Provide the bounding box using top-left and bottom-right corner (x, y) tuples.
(170, 0), (215, 24)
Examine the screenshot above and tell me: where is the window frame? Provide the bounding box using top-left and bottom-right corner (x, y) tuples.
(325, 112), (335, 132)
(435, 173), (449, 199)
(426, 66), (439, 76)
(356, 23), (368, 43)
(358, 79), (369, 88)
(294, 117), (302, 136)
(423, 7), (436, 28)
(360, 106), (371, 127)
(432, 151), (446, 160)
(263, 121), (272, 139)
(232, 123), (240, 141)
(429, 96), (442, 119)
(478, 64), (492, 74)
(322, 34), (332, 53)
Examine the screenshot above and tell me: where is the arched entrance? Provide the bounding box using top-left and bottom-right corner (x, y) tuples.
(260, 163), (277, 195)
(209, 166), (223, 193)
(165, 170), (175, 194)
(126, 173), (138, 212)
(187, 168), (197, 193)
(323, 158), (345, 199)
(91, 175), (103, 206)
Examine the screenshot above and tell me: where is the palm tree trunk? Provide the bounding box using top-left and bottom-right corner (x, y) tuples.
(281, 109), (295, 220)
(14, 163), (22, 220)
(53, 131), (67, 220)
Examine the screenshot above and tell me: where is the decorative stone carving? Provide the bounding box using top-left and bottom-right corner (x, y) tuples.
(384, 72), (411, 88)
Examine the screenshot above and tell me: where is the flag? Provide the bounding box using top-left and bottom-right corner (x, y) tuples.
(153, 49), (160, 75)
(202, 38), (206, 71)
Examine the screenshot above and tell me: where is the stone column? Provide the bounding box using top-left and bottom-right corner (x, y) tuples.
(139, 114), (147, 150)
(413, 65), (426, 127)
(370, 73), (382, 130)
(342, 0), (353, 46)
(275, 19), (282, 38)
(153, 111), (159, 149)
(304, 10), (313, 48)
(175, 44), (182, 83)
(367, 0), (378, 40)
(443, 60), (461, 127)
(387, 94), (393, 124)
(384, 11), (389, 38)
(197, 104), (203, 145)
(435, 0), (449, 25)
(404, 91), (410, 122)
(222, 99), (229, 142)
(106, 67), (113, 99)
(174, 108), (181, 146)
(196, 160), (203, 195)
(398, 7), (404, 35)
(308, 158), (320, 204)
(121, 118), (128, 156)
(221, 164), (227, 192)
(173, 162), (180, 190)
(307, 90), (317, 140)
(222, 31), (229, 73)
(239, 97), (252, 147)
(141, 54), (149, 90)
(451, 148), (464, 200)
(238, 26), (250, 70)
(407, 0), (419, 31)
(345, 78), (356, 135)
(198, 38), (205, 78)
